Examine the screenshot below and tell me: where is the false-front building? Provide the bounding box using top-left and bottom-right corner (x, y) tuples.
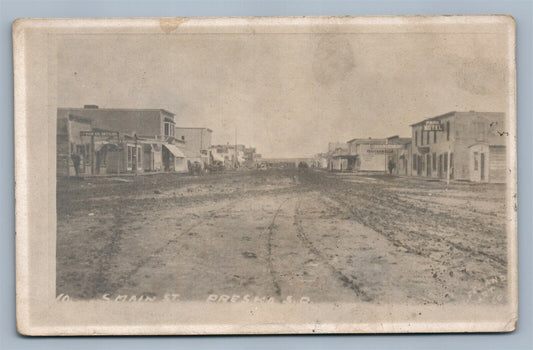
(410, 111), (506, 183)
(57, 105), (187, 176)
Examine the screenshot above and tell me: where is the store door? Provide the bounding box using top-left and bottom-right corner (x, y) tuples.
(162, 146), (170, 171)
(480, 153), (485, 181)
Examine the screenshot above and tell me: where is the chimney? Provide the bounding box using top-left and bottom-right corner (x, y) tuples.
(84, 105), (99, 109)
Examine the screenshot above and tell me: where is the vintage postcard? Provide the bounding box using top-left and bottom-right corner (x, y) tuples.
(14, 16), (517, 335)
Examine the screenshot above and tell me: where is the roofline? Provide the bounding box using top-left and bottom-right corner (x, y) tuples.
(410, 111), (505, 127)
(410, 111), (456, 126)
(58, 107), (176, 116)
(467, 142), (507, 148)
(175, 127), (213, 132)
(347, 138), (386, 144)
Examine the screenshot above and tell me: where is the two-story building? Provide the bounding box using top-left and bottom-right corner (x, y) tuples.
(57, 105), (186, 176)
(410, 111), (506, 183)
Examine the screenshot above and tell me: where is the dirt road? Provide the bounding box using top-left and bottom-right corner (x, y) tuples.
(56, 169), (508, 305)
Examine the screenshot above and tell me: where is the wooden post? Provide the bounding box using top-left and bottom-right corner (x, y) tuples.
(117, 132), (120, 176)
(134, 134), (138, 175)
(91, 135), (95, 175)
(446, 146), (451, 185)
(384, 138), (387, 174)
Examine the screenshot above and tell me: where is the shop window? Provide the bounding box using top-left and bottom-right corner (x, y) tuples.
(444, 153), (448, 172)
(446, 121), (450, 141)
(421, 130), (424, 145)
(164, 122), (175, 137)
(426, 131), (430, 144)
(450, 153), (454, 178)
(137, 146), (142, 169)
(415, 131), (418, 146)
(412, 155), (417, 170)
(433, 131), (437, 143)
(432, 153), (436, 171)
(474, 152), (479, 170)
(127, 146), (132, 169)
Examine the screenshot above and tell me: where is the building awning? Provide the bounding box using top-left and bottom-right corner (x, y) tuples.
(176, 145), (202, 158)
(163, 144), (185, 158)
(467, 142), (506, 148)
(332, 154), (358, 159)
(94, 141), (120, 153)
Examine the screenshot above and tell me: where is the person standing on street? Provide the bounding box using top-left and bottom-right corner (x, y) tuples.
(71, 152), (81, 177)
(388, 158), (395, 175)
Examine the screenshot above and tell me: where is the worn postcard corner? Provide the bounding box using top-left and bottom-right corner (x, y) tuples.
(14, 15), (517, 335)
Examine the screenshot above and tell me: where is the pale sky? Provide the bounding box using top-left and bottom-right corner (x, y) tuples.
(58, 32), (510, 158)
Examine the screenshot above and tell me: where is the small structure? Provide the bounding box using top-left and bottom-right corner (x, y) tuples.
(313, 153), (329, 169)
(175, 127), (213, 167)
(326, 142), (349, 171)
(384, 136), (412, 176)
(211, 144), (246, 168)
(329, 149), (354, 172)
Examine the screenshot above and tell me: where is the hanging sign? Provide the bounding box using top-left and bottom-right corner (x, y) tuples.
(423, 120), (443, 131)
(80, 131), (119, 137)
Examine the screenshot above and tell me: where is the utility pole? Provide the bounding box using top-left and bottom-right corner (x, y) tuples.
(384, 137), (388, 175)
(117, 132), (120, 176)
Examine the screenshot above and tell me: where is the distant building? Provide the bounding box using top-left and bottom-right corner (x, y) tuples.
(313, 153), (329, 169)
(175, 127), (213, 166)
(383, 136), (412, 176)
(327, 143), (349, 171)
(243, 147), (257, 168)
(410, 111), (506, 183)
(211, 144), (245, 168)
(211, 144), (259, 168)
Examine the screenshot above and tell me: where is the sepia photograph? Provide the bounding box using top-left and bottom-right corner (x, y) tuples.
(14, 16), (517, 335)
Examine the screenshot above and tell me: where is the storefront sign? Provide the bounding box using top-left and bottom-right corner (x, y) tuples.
(423, 120), (443, 131)
(369, 144), (404, 150)
(80, 131), (119, 137)
(367, 149), (394, 154)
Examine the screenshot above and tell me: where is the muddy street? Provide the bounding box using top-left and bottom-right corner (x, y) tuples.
(56, 169), (508, 305)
